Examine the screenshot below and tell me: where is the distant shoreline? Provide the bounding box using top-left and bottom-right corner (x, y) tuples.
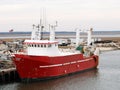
(0, 31), (120, 41)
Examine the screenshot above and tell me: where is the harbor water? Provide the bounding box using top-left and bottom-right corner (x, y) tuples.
(0, 50), (120, 90)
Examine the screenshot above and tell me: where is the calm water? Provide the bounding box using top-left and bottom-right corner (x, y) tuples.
(0, 50), (120, 90)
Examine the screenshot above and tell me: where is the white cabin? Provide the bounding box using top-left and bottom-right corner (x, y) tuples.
(24, 40), (61, 56)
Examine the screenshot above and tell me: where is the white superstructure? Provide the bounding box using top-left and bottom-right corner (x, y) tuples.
(24, 40), (61, 56)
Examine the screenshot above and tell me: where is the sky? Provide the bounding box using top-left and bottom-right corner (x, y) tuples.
(0, 0), (120, 32)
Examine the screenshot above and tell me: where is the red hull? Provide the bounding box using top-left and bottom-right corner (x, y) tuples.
(12, 54), (99, 80)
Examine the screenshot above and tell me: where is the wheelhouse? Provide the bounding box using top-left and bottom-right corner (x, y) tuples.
(23, 40), (60, 56)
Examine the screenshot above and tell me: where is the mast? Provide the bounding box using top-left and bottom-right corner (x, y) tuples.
(49, 21), (58, 41)
(87, 28), (93, 46)
(31, 24), (35, 40)
(40, 8), (46, 40)
(40, 19), (44, 40)
(31, 23), (41, 40)
(76, 28), (80, 47)
(31, 8), (46, 40)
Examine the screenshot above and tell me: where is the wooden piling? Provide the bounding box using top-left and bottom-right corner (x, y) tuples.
(0, 68), (21, 83)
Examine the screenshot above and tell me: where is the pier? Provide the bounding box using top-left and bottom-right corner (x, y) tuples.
(0, 68), (20, 83)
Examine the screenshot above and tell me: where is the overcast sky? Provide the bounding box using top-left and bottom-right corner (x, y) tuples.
(0, 0), (120, 32)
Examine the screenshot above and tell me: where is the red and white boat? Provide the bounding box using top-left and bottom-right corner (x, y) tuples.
(12, 23), (99, 81)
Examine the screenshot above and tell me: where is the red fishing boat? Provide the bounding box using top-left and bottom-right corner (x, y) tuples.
(12, 22), (99, 82)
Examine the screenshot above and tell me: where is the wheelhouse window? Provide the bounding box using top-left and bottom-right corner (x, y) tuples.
(27, 43), (50, 48)
(44, 44), (46, 47)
